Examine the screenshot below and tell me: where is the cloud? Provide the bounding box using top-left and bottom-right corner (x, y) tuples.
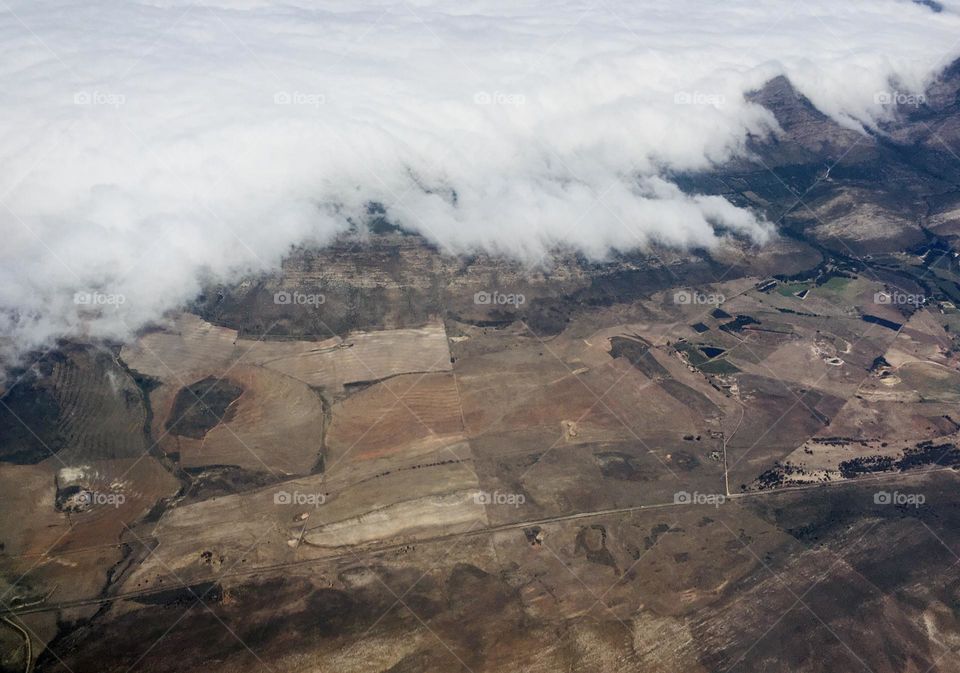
(1, 0), (959, 359)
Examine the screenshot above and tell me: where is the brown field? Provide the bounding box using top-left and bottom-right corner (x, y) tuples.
(325, 372), (464, 468)
(151, 365), (324, 475)
(5, 234), (960, 673)
(122, 314), (452, 394)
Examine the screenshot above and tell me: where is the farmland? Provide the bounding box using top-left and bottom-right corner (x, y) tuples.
(2, 224), (960, 673)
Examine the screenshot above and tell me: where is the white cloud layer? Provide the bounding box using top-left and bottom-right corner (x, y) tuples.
(1, 0), (959, 358)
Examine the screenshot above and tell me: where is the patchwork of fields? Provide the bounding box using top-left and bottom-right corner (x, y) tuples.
(2, 232), (960, 673)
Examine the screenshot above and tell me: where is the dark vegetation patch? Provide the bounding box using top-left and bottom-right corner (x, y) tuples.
(0, 620), (28, 673)
(609, 336), (670, 379)
(764, 441), (960, 490)
(834, 441), (960, 477)
(165, 376), (244, 439)
(898, 441), (960, 470)
(719, 315), (761, 333)
(445, 563), (514, 618)
(746, 475), (960, 592)
(699, 359), (741, 375)
(181, 465), (279, 500)
(608, 335), (651, 362)
(753, 462), (804, 490)
(575, 525), (617, 569)
(776, 307), (819, 317)
(769, 254), (861, 289)
(675, 341), (707, 366)
(38, 575), (416, 673)
(0, 379), (65, 464)
(133, 582), (223, 607)
(839, 455), (895, 478)
(862, 314), (903, 331)
(756, 279), (778, 292)
(643, 522), (677, 550)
